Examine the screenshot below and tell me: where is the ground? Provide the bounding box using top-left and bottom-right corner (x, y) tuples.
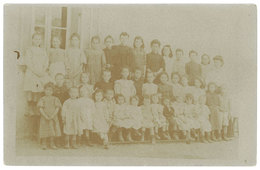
(16, 137), (239, 160)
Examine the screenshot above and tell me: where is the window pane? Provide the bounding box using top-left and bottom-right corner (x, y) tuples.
(34, 7), (46, 26)
(51, 7), (67, 28)
(51, 28), (66, 49)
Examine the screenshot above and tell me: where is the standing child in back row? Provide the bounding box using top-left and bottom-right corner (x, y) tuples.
(185, 50), (201, 86)
(85, 36), (106, 85)
(65, 33), (85, 86)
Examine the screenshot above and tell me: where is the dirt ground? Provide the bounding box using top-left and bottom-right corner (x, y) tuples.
(16, 137), (239, 160)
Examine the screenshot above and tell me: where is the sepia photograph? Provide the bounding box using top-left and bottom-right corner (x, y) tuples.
(3, 4), (257, 165)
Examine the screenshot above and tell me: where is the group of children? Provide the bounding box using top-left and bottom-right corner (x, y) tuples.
(22, 31), (234, 150)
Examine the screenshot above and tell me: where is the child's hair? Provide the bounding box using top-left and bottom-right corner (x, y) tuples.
(55, 73), (65, 79)
(32, 32), (43, 39)
(104, 35), (114, 43)
(130, 95), (139, 102)
(70, 33), (80, 41)
(102, 69), (111, 75)
(159, 72), (169, 81)
(161, 45), (173, 57)
(150, 39), (161, 47)
(120, 32), (129, 38)
(213, 55), (224, 66)
(134, 68), (142, 73)
(201, 53), (210, 64)
(133, 36), (144, 48)
(121, 66), (130, 72)
(115, 94), (125, 103)
(44, 82), (55, 90)
(143, 95), (151, 101)
(91, 35), (101, 43)
(175, 48), (184, 54)
(194, 76), (204, 88)
(185, 93), (194, 103)
(189, 50), (198, 57)
(171, 72), (181, 81)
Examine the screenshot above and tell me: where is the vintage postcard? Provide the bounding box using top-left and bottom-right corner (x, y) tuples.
(3, 4), (256, 165)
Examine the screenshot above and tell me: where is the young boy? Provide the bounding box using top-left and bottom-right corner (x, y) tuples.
(132, 68), (144, 105)
(173, 48), (186, 76)
(94, 69), (114, 92)
(112, 32), (133, 80)
(185, 50), (202, 86)
(146, 39), (164, 83)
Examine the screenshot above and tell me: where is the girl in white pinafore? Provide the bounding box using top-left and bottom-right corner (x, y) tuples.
(184, 94), (200, 141)
(127, 96), (143, 133)
(114, 67), (136, 104)
(192, 77), (206, 104)
(142, 71), (158, 97)
(78, 85), (95, 146)
(48, 36), (66, 81)
(92, 89), (110, 149)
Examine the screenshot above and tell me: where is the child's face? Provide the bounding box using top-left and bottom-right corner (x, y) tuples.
(214, 60), (222, 68)
(65, 79), (73, 89)
(209, 84), (216, 93)
(81, 74), (89, 84)
(32, 35), (42, 47)
(151, 44), (160, 54)
(103, 71), (111, 82)
(189, 53), (198, 62)
(80, 88), (89, 97)
(71, 36), (80, 48)
(147, 73), (154, 83)
(121, 68), (129, 79)
(202, 56), (210, 65)
(160, 74), (168, 84)
(131, 98), (139, 106)
(151, 95), (159, 104)
(105, 90), (114, 101)
(69, 88), (79, 99)
(194, 79), (201, 88)
(163, 98), (170, 106)
(181, 77), (188, 86)
(52, 37), (61, 49)
(176, 96), (183, 103)
(199, 96), (206, 105)
(117, 96), (125, 105)
(55, 75), (64, 87)
(163, 47), (171, 57)
(91, 39), (100, 49)
(143, 98), (150, 106)
(105, 38), (113, 49)
(120, 35), (129, 46)
(134, 70), (142, 79)
(176, 51), (183, 60)
(172, 74), (180, 84)
(95, 92), (103, 102)
(134, 39), (143, 48)
(186, 97), (193, 104)
(44, 87), (53, 96)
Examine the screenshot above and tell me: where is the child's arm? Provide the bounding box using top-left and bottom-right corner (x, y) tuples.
(49, 107), (59, 120)
(39, 108), (50, 120)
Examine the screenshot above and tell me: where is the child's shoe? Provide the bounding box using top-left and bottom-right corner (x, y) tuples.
(211, 134), (217, 141)
(41, 144), (47, 150)
(186, 139), (191, 144)
(86, 139), (93, 147)
(200, 136), (207, 143)
(172, 133), (179, 140)
(71, 140), (78, 149)
(141, 133), (145, 142)
(155, 134), (161, 140)
(127, 133), (133, 142)
(104, 144), (109, 149)
(222, 135), (229, 141)
(162, 132), (171, 140)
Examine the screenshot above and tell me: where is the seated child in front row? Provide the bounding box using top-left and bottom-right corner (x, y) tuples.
(78, 72), (94, 98)
(195, 95), (212, 143)
(184, 94), (200, 142)
(141, 95), (156, 144)
(62, 87), (81, 149)
(112, 94), (133, 142)
(171, 95), (191, 144)
(127, 96), (143, 138)
(78, 85), (95, 146)
(103, 88), (116, 127)
(92, 89), (110, 149)
(37, 82), (62, 150)
(150, 94), (170, 140)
